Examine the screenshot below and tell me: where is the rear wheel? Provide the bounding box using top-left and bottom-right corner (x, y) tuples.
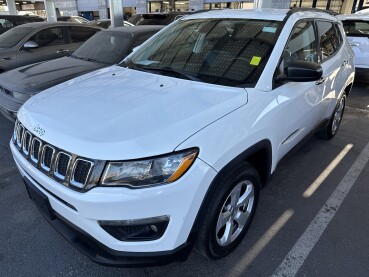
(196, 163), (260, 259)
(317, 94), (346, 140)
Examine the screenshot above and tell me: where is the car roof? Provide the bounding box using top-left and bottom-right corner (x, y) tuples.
(11, 21), (101, 30)
(337, 14), (369, 21)
(0, 15), (42, 18)
(106, 25), (164, 35)
(183, 8), (338, 22)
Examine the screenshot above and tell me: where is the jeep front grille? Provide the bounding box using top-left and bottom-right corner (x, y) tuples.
(41, 145), (55, 171)
(71, 159), (94, 188)
(13, 121), (100, 191)
(54, 152), (71, 180)
(22, 131), (32, 155)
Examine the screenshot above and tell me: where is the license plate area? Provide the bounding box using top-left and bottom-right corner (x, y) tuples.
(24, 177), (56, 220)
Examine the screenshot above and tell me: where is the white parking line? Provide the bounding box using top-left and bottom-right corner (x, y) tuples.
(272, 141), (369, 277)
(229, 210), (294, 277)
(303, 144), (353, 198)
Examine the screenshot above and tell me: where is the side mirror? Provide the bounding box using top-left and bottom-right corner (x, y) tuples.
(277, 61), (322, 82)
(132, 46), (140, 53)
(23, 41), (39, 50)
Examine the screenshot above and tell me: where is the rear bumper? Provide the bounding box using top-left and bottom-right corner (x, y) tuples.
(23, 176), (196, 267)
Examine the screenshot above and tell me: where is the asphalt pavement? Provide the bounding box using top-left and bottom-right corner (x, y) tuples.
(0, 82), (368, 276)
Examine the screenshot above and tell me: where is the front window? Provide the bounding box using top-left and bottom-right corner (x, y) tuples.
(283, 21), (318, 67)
(29, 27), (65, 47)
(0, 26), (34, 48)
(123, 18), (283, 87)
(342, 20), (369, 37)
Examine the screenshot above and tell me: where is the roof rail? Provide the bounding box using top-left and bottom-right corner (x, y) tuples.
(287, 8), (336, 16)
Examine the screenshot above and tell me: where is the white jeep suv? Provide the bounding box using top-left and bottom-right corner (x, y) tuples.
(11, 8), (354, 266)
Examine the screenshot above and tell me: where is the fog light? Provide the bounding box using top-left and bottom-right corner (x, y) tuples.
(98, 216), (169, 242)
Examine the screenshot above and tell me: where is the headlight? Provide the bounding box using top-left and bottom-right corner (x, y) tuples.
(100, 148), (198, 188)
(12, 91), (31, 102)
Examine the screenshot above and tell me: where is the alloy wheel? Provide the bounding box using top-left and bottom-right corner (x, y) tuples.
(215, 180), (255, 247)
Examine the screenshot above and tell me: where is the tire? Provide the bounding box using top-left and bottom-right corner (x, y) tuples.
(196, 162), (260, 259)
(316, 94), (346, 140)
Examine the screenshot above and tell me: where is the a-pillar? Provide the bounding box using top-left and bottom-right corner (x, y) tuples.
(44, 0), (58, 22)
(6, 0), (17, 15)
(109, 0), (124, 27)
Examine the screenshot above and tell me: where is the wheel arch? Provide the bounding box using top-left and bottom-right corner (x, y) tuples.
(344, 82), (353, 96)
(191, 139), (272, 233)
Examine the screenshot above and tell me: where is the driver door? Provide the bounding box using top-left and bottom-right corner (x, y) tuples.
(273, 20), (324, 162)
(15, 26), (69, 68)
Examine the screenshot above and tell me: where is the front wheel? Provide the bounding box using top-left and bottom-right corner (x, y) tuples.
(317, 94), (346, 140)
(196, 163), (260, 259)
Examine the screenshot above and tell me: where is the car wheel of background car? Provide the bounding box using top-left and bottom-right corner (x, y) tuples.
(196, 162), (260, 259)
(317, 94), (346, 140)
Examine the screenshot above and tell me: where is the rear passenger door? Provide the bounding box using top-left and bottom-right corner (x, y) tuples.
(15, 26), (70, 68)
(66, 26), (100, 52)
(315, 20), (346, 119)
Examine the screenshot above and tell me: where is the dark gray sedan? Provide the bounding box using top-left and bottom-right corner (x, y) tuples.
(0, 22), (101, 73)
(0, 25), (163, 121)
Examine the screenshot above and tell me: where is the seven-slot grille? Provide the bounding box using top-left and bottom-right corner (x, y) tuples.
(13, 121), (94, 190)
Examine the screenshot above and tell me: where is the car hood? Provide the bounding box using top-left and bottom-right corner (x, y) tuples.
(19, 66), (248, 160)
(0, 56), (106, 94)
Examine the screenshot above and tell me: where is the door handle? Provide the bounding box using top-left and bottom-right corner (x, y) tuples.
(57, 49), (69, 54)
(316, 76), (326, 85)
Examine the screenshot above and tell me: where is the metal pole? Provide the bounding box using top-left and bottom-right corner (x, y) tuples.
(357, 0), (364, 11)
(6, 0), (17, 15)
(44, 0), (58, 22)
(109, 0), (124, 28)
(254, 0), (273, 9)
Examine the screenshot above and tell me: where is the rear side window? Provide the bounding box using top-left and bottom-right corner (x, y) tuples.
(69, 26), (99, 43)
(283, 20), (318, 67)
(317, 21), (340, 62)
(29, 27), (65, 47)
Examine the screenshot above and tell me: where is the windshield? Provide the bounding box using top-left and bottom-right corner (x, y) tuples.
(123, 18), (283, 87)
(0, 26), (33, 48)
(72, 31), (131, 64)
(342, 20), (369, 37)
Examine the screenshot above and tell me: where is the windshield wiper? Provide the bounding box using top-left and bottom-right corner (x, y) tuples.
(70, 55), (101, 63)
(141, 66), (203, 82)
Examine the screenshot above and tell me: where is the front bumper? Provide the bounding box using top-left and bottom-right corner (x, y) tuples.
(23, 176), (196, 267)
(11, 141), (217, 265)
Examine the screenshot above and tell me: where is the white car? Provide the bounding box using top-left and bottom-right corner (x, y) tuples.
(11, 8), (354, 266)
(338, 14), (369, 81)
(355, 8), (369, 15)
